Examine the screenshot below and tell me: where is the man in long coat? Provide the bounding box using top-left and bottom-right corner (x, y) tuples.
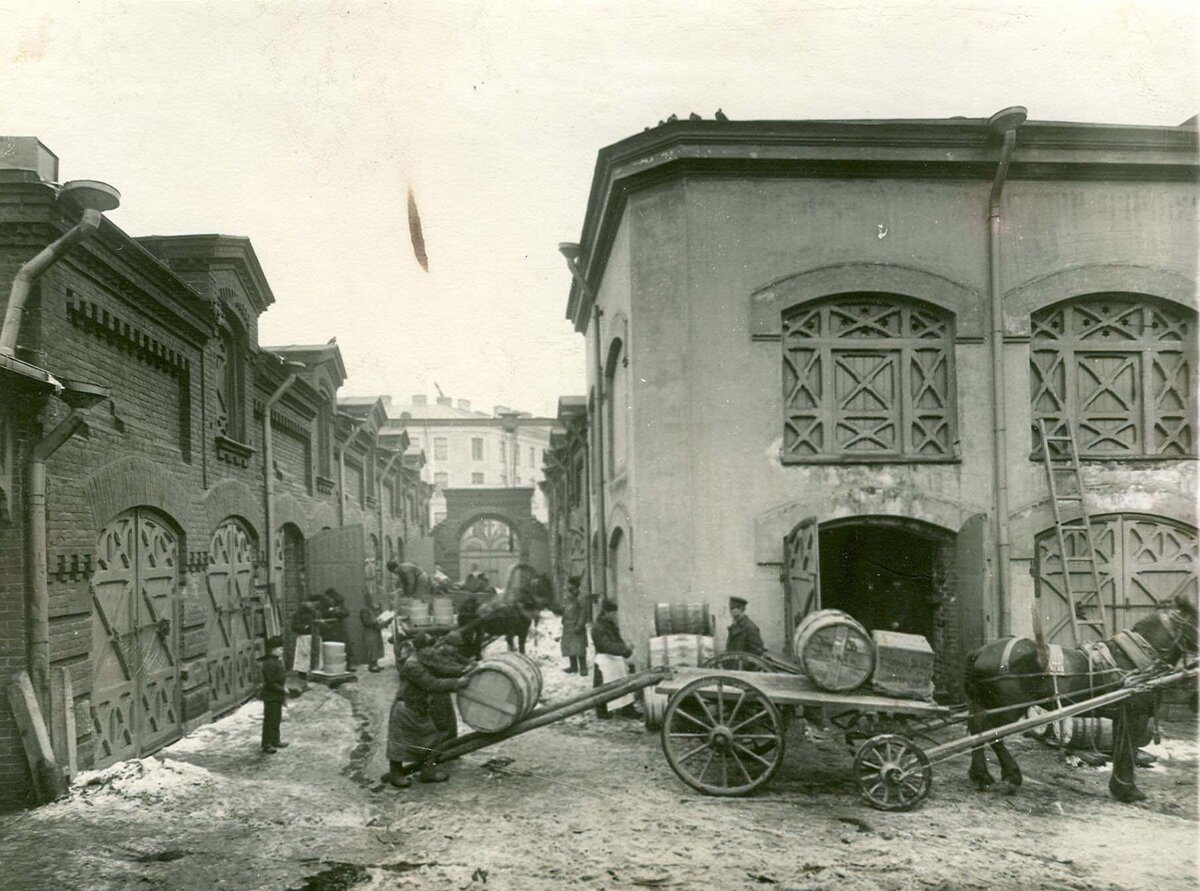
(385, 634), (469, 787)
(560, 576), (589, 675)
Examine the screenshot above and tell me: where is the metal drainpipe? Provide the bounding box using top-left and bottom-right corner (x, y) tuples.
(0, 209), (102, 357)
(987, 107), (1027, 638)
(559, 245), (607, 604)
(28, 408), (95, 715)
(263, 372), (301, 614)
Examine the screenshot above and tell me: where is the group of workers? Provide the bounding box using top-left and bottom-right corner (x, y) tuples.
(263, 559), (767, 771)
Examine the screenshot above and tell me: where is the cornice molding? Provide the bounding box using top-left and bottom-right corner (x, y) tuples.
(565, 118), (1200, 330)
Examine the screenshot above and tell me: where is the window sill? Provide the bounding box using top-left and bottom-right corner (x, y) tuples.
(1028, 452), (1196, 465)
(215, 435), (255, 468)
(316, 475), (337, 495)
(781, 454), (961, 466)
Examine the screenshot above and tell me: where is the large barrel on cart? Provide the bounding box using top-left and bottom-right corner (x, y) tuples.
(791, 609), (874, 692)
(457, 652), (543, 732)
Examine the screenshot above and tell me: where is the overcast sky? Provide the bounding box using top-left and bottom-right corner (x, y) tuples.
(2, 1), (1196, 417)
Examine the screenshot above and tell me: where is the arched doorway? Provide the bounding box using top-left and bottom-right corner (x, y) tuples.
(91, 509), (183, 767)
(1036, 513), (1197, 645)
(459, 517), (522, 584)
(816, 518), (952, 641)
(275, 523), (306, 661)
(207, 518), (259, 714)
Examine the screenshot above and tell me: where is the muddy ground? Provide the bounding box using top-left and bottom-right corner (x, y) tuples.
(0, 614), (1196, 891)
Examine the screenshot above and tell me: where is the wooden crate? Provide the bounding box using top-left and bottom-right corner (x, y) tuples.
(870, 630), (934, 700)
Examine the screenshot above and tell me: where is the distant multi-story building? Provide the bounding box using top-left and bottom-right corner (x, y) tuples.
(384, 395), (554, 582)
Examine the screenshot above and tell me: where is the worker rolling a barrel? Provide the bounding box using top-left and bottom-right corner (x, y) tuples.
(385, 633), (471, 788)
(726, 596), (764, 656)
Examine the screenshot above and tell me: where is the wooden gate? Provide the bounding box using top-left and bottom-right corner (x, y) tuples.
(1036, 514), (1198, 645)
(307, 525), (366, 667)
(206, 518), (260, 714)
(91, 510), (182, 768)
(782, 516), (820, 652)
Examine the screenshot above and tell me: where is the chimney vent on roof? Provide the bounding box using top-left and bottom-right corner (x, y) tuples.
(412, 394), (427, 405)
(457, 399), (470, 411)
(0, 137), (59, 182)
(437, 396), (452, 406)
(494, 405), (511, 416)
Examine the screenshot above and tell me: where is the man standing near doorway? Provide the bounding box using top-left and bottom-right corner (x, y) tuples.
(726, 596), (764, 656)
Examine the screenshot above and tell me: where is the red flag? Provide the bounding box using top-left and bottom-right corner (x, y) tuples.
(407, 186), (428, 272)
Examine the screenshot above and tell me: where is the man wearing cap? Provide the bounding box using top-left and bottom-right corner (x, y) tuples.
(726, 597), (765, 656)
(259, 636), (289, 754)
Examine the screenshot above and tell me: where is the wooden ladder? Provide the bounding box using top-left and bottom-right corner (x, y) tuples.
(1036, 418), (1109, 644)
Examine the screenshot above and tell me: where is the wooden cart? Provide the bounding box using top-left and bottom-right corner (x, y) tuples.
(654, 665), (1196, 811)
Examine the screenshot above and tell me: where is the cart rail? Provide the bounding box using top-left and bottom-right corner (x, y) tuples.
(655, 667), (952, 718)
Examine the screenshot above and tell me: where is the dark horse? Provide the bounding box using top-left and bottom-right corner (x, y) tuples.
(964, 589), (1197, 802)
(467, 564), (555, 655)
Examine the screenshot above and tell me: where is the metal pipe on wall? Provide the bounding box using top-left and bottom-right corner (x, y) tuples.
(986, 106), (1027, 638)
(263, 369), (302, 632)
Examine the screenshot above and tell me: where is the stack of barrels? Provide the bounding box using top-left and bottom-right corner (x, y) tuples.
(645, 602), (715, 729)
(457, 652), (543, 733)
(397, 598), (431, 627)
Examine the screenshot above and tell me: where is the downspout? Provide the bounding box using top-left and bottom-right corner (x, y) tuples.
(0, 209), (102, 357)
(558, 243), (607, 604)
(29, 387), (109, 717)
(378, 450), (401, 555)
(263, 368), (302, 620)
(986, 106), (1027, 638)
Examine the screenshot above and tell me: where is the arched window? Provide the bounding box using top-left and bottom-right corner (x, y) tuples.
(782, 294), (955, 461)
(1031, 295), (1195, 458)
(317, 386), (334, 478)
(213, 327), (245, 441)
(605, 339), (628, 476)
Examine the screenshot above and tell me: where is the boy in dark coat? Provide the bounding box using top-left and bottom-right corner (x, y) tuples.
(259, 636), (288, 753)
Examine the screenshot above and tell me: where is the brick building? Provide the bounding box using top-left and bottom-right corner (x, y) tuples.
(0, 139), (431, 809)
(550, 112), (1198, 694)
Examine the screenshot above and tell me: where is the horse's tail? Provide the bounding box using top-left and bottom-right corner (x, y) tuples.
(962, 647), (983, 706)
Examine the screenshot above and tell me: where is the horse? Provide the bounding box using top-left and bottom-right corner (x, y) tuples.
(464, 565), (556, 655)
(963, 588), (1198, 803)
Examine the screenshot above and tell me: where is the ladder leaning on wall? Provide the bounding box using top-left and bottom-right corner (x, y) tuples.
(1036, 418), (1110, 645)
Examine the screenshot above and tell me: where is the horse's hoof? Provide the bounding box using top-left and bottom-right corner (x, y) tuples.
(1110, 781), (1147, 803)
(1001, 781), (1020, 796)
(970, 774), (995, 791)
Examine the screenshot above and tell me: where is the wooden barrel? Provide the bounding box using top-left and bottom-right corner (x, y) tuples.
(431, 596), (455, 625)
(643, 688), (668, 730)
(1066, 716), (1114, 752)
(791, 609), (873, 692)
(320, 642), (346, 673)
(654, 603), (710, 636)
(457, 652), (543, 733)
(648, 634), (715, 668)
(401, 599), (430, 626)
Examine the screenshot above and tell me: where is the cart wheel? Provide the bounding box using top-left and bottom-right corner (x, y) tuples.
(853, 734), (932, 812)
(660, 674), (784, 796)
(701, 652), (773, 672)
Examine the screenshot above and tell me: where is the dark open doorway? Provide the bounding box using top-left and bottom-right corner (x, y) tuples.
(818, 519), (948, 640)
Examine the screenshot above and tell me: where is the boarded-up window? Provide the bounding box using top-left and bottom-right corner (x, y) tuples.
(1031, 296), (1196, 459)
(782, 295), (955, 461)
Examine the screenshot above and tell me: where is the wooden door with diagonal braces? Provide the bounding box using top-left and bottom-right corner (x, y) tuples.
(91, 510), (182, 768)
(206, 519), (259, 714)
